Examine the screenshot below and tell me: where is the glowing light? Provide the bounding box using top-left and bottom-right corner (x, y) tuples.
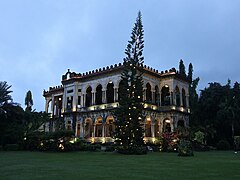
(152, 137), (156, 143)
(165, 119), (171, 123)
(59, 144), (64, 150)
(102, 137), (106, 143)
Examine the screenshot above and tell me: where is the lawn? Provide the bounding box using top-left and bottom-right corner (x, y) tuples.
(0, 151), (240, 180)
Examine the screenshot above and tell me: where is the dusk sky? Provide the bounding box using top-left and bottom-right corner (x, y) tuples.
(0, 0), (239, 111)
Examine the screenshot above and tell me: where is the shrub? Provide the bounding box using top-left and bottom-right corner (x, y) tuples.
(234, 136), (240, 151)
(178, 140), (194, 156)
(4, 144), (19, 151)
(217, 140), (230, 150)
(117, 146), (147, 155)
(192, 141), (210, 151)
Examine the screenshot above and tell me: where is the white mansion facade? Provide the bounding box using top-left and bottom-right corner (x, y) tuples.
(43, 63), (190, 143)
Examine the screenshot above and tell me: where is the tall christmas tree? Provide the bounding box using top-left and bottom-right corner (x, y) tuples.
(114, 11), (145, 154)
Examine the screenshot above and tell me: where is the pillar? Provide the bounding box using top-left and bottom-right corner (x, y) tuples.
(93, 124), (96, 138)
(102, 88), (106, 103)
(180, 92), (183, 106)
(151, 123), (155, 138)
(102, 124), (105, 137)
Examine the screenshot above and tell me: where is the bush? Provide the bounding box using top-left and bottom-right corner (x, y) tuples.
(192, 141), (210, 151)
(217, 140), (230, 150)
(117, 146), (147, 155)
(4, 144), (19, 151)
(178, 140), (194, 156)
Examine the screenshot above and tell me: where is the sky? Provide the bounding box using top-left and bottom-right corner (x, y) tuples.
(0, 0), (239, 111)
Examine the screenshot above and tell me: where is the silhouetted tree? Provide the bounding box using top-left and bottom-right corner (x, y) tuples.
(25, 90), (33, 112)
(179, 59), (186, 76)
(188, 63), (193, 81)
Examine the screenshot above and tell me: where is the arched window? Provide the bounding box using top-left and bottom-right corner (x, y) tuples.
(95, 117), (103, 137)
(163, 119), (171, 133)
(175, 86), (180, 106)
(84, 119), (93, 138)
(182, 88), (186, 107)
(96, 85), (103, 105)
(107, 82), (114, 103)
(161, 85), (170, 106)
(85, 86), (92, 107)
(106, 116), (115, 137)
(155, 86), (160, 105)
(145, 117), (151, 137)
(146, 83), (152, 103)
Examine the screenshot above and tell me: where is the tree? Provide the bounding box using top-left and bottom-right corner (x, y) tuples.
(0, 81), (13, 114)
(179, 59), (186, 76)
(25, 90), (33, 111)
(188, 63), (193, 81)
(114, 11), (145, 154)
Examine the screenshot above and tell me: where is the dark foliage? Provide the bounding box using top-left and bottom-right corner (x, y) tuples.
(178, 139), (194, 156)
(217, 140), (230, 150)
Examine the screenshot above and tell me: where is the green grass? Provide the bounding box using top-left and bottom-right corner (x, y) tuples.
(0, 151), (240, 180)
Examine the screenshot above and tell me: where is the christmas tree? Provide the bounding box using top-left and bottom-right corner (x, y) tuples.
(114, 11), (146, 154)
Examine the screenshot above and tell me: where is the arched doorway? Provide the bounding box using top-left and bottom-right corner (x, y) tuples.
(84, 118), (93, 138)
(105, 116), (115, 137)
(163, 119), (171, 133)
(95, 117), (103, 137)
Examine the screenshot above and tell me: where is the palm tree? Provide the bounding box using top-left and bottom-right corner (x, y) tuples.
(0, 81), (13, 114)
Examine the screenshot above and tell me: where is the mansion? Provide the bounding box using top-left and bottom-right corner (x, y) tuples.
(43, 63), (191, 143)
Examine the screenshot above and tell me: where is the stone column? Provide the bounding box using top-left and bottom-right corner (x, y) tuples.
(45, 99), (49, 113)
(180, 92), (183, 106)
(114, 88), (118, 102)
(173, 91), (176, 106)
(102, 124), (105, 137)
(151, 123), (155, 138)
(80, 122), (84, 138)
(92, 91), (96, 105)
(186, 95), (189, 108)
(152, 90), (155, 104)
(93, 124), (96, 138)
(102, 88), (106, 103)
(51, 95), (54, 115)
